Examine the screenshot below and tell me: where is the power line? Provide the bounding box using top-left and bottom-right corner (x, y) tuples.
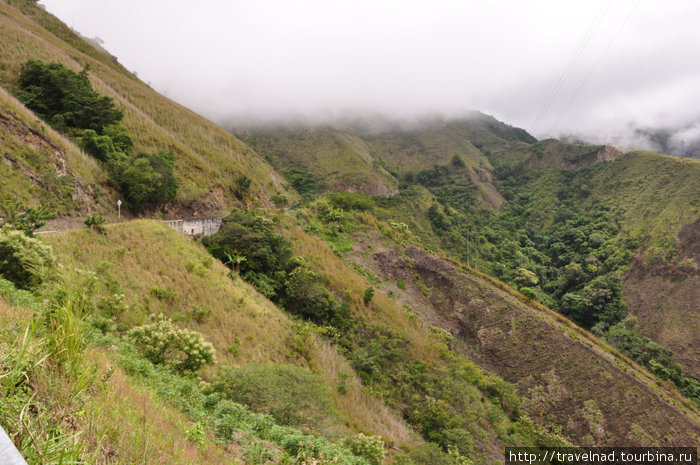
(547, 0), (643, 134)
(532, 0), (614, 133)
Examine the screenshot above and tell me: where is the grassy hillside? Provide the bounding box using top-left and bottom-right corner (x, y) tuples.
(348, 241), (700, 445)
(2, 220), (427, 464)
(0, 0), (291, 213)
(239, 126), (398, 196)
(0, 85), (120, 216)
(44, 221), (416, 443)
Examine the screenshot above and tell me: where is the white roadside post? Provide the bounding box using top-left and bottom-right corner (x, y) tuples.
(117, 199), (122, 220)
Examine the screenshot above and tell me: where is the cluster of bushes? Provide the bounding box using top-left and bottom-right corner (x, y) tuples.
(15, 59), (177, 212)
(203, 210), (351, 327)
(211, 363), (335, 427)
(0, 201), (54, 236)
(15, 59), (122, 133)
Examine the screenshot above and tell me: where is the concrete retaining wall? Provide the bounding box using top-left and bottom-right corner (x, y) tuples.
(164, 217), (222, 237)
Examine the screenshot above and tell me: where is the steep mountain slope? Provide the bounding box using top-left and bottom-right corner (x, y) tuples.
(0, 0), (290, 214)
(489, 151), (700, 378)
(279, 204), (700, 447)
(0, 86), (119, 216)
(345, 238), (700, 445)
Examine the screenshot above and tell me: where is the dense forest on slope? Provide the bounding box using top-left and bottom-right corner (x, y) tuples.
(0, 1), (698, 464)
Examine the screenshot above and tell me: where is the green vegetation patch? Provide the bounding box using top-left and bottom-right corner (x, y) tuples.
(212, 363), (337, 427)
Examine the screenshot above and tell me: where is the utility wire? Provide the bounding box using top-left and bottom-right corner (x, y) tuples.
(532, 0), (614, 133)
(547, 0), (643, 134)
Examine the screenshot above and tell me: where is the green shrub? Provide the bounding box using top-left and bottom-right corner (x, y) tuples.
(79, 129), (121, 162)
(184, 422), (206, 445)
(150, 286), (177, 301)
(396, 280), (407, 290)
(97, 293), (126, 317)
(329, 192), (376, 212)
(0, 227), (55, 289)
(191, 306), (211, 323)
(243, 441), (277, 465)
(283, 265), (345, 324)
(343, 433), (385, 465)
(272, 192), (289, 208)
(212, 363), (335, 427)
(363, 287), (375, 305)
(401, 442), (453, 465)
(234, 175), (252, 200)
(84, 213), (106, 234)
(110, 152), (178, 212)
(438, 428), (474, 456)
(519, 287), (537, 301)
(128, 313), (215, 373)
(15, 59), (123, 133)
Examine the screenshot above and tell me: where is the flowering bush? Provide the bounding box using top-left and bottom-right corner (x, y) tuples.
(128, 313), (215, 373)
(343, 434), (385, 465)
(0, 227), (55, 289)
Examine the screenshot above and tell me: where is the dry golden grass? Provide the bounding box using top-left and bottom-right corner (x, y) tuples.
(284, 222), (441, 363)
(83, 357), (240, 465)
(310, 337), (420, 447)
(0, 297), (31, 326)
(41, 220), (424, 445)
(44, 220), (295, 365)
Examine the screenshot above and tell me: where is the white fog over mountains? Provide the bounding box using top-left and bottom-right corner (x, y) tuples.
(41, 0), (700, 157)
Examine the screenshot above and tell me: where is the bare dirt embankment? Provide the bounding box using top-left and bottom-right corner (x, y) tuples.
(624, 219), (700, 379)
(347, 233), (700, 446)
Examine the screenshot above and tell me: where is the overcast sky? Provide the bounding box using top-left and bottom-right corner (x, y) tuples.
(40, 0), (700, 152)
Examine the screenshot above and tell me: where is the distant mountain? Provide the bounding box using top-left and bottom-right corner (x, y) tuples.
(239, 116), (700, 384)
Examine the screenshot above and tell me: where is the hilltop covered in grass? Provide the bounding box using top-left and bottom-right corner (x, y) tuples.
(0, 0), (293, 215)
(236, 114), (531, 204)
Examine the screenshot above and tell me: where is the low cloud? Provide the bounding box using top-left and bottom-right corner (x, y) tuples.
(41, 0), (700, 156)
